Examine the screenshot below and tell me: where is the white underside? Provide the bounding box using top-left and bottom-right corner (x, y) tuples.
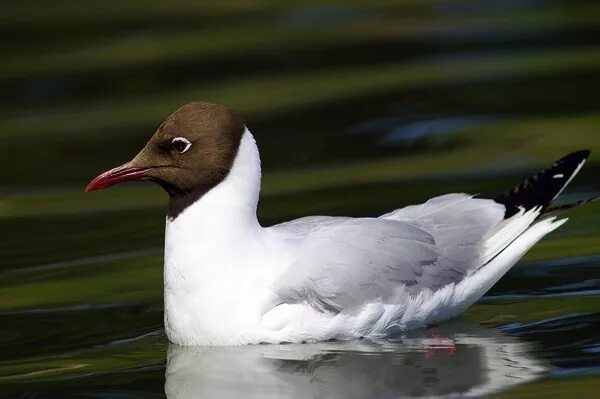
(163, 130), (567, 346)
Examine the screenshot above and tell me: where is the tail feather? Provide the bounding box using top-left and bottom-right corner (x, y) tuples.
(480, 149), (593, 270)
(494, 150), (591, 218)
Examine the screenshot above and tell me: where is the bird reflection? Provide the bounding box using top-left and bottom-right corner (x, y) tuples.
(165, 320), (546, 399)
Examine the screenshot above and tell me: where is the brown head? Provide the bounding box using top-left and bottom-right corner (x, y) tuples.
(86, 102), (246, 201)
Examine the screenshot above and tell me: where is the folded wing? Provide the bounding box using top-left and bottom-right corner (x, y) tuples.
(269, 194), (506, 313)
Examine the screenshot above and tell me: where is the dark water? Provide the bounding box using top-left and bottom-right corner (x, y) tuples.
(1, 0), (600, 397)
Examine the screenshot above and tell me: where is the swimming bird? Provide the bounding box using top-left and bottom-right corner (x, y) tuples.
(86, 102), (595, 346)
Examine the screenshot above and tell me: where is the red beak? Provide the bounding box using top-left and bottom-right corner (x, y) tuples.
(85, 163), (149, 192)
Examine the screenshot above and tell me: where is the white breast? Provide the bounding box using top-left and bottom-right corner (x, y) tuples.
(163, 130), (293, 345)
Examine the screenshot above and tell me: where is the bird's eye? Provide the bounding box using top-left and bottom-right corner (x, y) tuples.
(171, 137), (192, 154)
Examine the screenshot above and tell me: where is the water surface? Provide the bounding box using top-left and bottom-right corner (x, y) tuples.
(1, 0), (599, 397)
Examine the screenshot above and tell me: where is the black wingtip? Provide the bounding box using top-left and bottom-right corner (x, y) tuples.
(494, 150), (591, 218)
(560, 149), (590, 163)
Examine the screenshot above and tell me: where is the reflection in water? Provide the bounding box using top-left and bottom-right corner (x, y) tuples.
(165, 321), (546, 399)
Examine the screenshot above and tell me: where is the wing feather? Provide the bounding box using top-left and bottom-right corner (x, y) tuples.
(268, 194), (507, 314)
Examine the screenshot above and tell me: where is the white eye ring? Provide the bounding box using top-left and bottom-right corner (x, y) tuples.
(171, 137), (192, 154)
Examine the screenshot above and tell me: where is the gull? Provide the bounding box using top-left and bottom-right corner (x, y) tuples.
(86, 102), (596, 346)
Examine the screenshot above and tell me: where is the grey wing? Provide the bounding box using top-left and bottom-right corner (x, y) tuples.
(382, 193), (506, 291)
(269, 194), (506, 313)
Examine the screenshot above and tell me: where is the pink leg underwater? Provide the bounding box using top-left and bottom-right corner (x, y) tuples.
(422, 325), (457, 358)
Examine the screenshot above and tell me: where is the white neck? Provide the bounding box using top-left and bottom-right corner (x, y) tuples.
(167, 128), (262, 233)
(163, 129), (266, 344)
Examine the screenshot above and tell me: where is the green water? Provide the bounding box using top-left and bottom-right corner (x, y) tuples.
(1, 0), (600, 397)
